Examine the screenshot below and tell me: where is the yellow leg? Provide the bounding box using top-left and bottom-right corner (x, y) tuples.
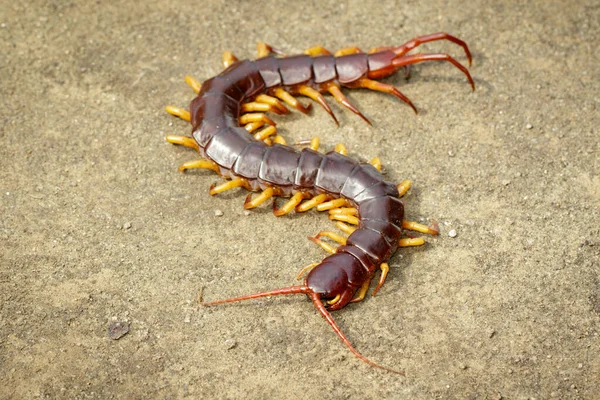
(309, 137), (320, 151)
(308, 236), (336, 254)
(184, 75), (202, 94)
(294, 85), (338, 125)
(296, 193), (330, 212)
(399, 237), (426, 247)
(334, 143), (347, 156)
(329, 214), (360, 225)
(255, 94), (289, 114)
(369, 157), (382, 171)
(273, 135), (287, 145)
(242, 102), (285, 115)
(349, 77), (417, 114)
(178, 159), (219, 173)
(209, 178), (247, 195)
(322, 82), (371, 125)
(397, 180), (411, 197)
(245, 121), (266, 133)
(371, 263), (389, 296)
(334, 46), (364, 57)
(402, 220), (439, 235)
(271, 88), (311, 114)
(253, 125), (277, 141)
(350, 279), (371, 303)
(257, 42), (285, 58)
(165, 135), (199, 151)
(316, 198), (349, 211)
(165, 105), (191, 122)
(222, 51), (239, 68)
(273, 192), (305, 216)
(336, 221), (356, 235)
(315, 231), (347, 245)
(296, 262), (319, 280)
(304, 46), (331, 56)
(328, 207), (358, 216)
(244, 187), (275, 209)
(239, 113), (276, 126)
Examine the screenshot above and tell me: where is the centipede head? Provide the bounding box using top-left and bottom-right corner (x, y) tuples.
(200, 266), (403, 374)
(304, 255), (358, 311)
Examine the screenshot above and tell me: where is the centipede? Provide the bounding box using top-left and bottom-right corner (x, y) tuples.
(165, 33), (474, 374)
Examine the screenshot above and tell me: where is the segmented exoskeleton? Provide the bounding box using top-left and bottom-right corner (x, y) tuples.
(165, 33), (473, 374)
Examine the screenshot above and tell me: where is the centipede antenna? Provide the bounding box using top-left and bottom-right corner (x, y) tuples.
(200, 285), (311, 306)
(309, 292), (405, 375)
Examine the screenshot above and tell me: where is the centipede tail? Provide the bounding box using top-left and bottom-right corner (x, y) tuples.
(166, 33), (473, 373)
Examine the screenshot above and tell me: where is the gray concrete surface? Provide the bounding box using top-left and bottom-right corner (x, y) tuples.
(1, 0), (599, 398)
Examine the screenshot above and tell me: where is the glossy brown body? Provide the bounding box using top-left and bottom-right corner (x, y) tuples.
(191, 55), (404, 309)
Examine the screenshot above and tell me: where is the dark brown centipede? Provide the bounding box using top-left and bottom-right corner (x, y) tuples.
(165, 33), (473, 374)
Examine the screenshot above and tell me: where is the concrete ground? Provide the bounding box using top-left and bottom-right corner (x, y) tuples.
(1, 0), (598, 398)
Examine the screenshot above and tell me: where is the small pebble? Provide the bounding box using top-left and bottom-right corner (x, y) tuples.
(243, 210), (251, 216)
(215, 209), (224, 217)
(448, 229), (457, 238)
(108, 321), (130, 340)
(501, 179), (511, 186)
(224, 338), (237, 350)
(526, 123), (533, 129)
(123, 222), (132, 230)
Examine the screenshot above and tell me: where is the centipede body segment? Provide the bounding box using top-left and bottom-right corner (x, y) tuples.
(165, 33), (473, 374)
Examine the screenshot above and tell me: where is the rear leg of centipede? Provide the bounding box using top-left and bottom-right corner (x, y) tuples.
(347, 78), (418, 114)
(321, 82), (371, 125)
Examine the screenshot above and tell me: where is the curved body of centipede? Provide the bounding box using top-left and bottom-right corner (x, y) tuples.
(165, 33), (473, 374)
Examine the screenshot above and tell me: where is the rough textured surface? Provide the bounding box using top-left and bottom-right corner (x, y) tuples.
(1, 1), (599, 398)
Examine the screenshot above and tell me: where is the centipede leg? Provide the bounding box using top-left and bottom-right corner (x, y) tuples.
(371, 263), (389, 296)
(333, 46), (364, 57)
(348, 78), (417, 114)
(315, 231), (347, 245)
(296, 262), (319, 280)
(273, 192), (305, 216)
(308, 236), (337, 254)
(402, 220), (439, 235)
(316, 198), (350, 212)
(177, 159), (220, 173)
(393, 32), (473, 66)
(245, 121), (267, 133)
(399, 237), (426, 247)
(244, 187), (276, 209)
(253, 125), (277, 141)
(184, 75), (202, 94)
(165, 105), (191, 122)
(242, 102), (286, 115)
(296, 193), (329, 212)
(303, 46), (331, 56)
(322, 82), (371, 125)
(239, 113), (277, 126)
(293, 85), (339, 125)
(222, 51), (239, 68)
(271, 88), (312, 114)
(397, 180), (411, 197)
(255, 94), (289, 114)
(334, 143), (347, 156)
(165, 135), (199, 151)
(369, 157), (382, 171)
(328, 207), (358, 216)
(257, 42), (286, 58)
(328, 214), (359, 225)
(392, 53), (475, 91)
(350, 279), (371, 303)
(335, 221), (356, 235)
(209, 178), (248, 195)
